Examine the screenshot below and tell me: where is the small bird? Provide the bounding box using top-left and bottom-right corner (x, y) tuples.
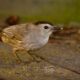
(1, 21), (62, 63)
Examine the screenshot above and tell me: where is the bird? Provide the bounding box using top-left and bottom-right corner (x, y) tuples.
(1, 21), (62, 63)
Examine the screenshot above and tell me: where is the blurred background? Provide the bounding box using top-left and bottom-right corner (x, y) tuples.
(0, 0), (80, 24)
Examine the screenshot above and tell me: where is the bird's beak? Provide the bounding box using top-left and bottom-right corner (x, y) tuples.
(52, 26), (63, 31)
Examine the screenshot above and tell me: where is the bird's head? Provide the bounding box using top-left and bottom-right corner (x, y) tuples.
(34, 21), (63, 37)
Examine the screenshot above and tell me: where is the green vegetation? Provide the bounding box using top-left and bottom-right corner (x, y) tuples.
(0, 0), (80, 24)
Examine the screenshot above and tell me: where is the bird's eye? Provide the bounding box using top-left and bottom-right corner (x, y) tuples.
(44, 26), (49, 29)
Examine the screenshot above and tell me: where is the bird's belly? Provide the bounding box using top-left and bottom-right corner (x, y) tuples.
(23, 38), (48, 50)
(23, 41), (46, 50)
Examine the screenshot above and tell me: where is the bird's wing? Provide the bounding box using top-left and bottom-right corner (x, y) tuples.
(1, 24), (29, 47)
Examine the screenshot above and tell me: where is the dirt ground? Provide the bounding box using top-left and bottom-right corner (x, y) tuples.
(0, 23), (80, 80)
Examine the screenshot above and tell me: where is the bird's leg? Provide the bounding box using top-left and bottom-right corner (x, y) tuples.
(13, 48), (42, 64)
(27, 51), (42, 62)
(13, 48), (23, 63)
(13, 48), (35, 64)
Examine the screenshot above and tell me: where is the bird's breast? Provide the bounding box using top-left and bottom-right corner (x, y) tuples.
(22, 35), (49, 50)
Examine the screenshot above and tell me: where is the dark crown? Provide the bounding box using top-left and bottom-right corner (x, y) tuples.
(34, 21), (53, 26)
